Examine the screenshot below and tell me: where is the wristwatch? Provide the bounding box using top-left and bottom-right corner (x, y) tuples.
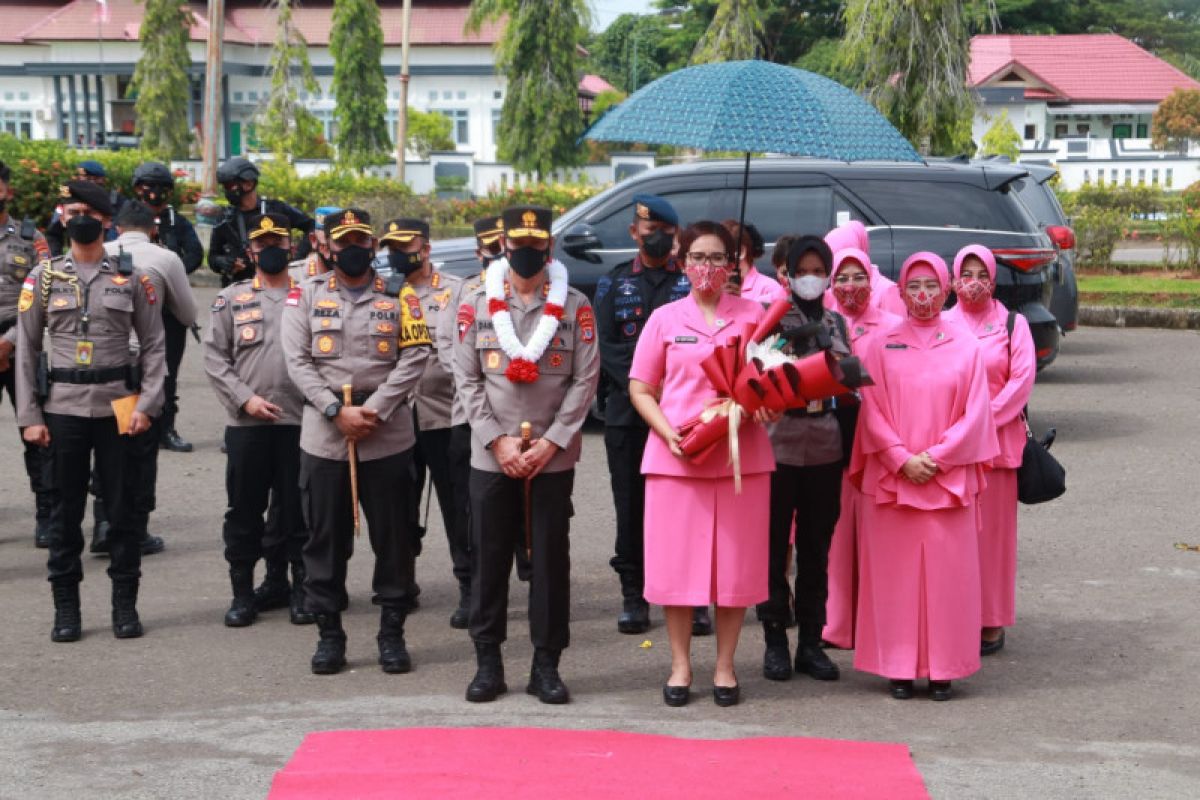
(323, 400), (343, 420)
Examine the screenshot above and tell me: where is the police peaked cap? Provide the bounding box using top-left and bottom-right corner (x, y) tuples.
(216, 157), (260, 184)
(501, 205), (552, 239)
(247, 212), (292, 240)
(632, 194), (679, 227)
(132, 161), (174, 186)
(60, 180), (114, 216)
(325, 208), (373, 240)
(473, 216), (503, 245)
(380, 218), (430, 244)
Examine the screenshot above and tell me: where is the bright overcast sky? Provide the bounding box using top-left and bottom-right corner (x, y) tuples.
(591, 0), (658, 31)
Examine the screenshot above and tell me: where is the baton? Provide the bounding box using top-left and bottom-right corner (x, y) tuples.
(520, 421), (533, 560)
(343, 384), (361, 537)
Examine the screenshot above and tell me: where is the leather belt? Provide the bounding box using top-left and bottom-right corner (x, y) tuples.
(49, 365), (135, 385)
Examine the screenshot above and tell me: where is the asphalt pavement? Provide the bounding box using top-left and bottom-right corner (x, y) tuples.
(1, 291), (1198, 799)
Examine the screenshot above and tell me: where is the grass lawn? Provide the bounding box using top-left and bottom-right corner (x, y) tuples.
(1078, 271), (1200, 308)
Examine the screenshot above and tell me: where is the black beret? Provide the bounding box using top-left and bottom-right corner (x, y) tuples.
(632, 194), (679, 227)
(60, 180), (114, 216)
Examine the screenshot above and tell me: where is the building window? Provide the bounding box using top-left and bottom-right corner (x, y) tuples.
(1083, 170), (1091, 184)
(1167, 168), (1174, 188)
(1152, 169), (1160, 185)
(1076, 123), (1090, 135)
(233, 91), (244, 103)
(0, 109), (33, 138)
(19, 91), (29, 101)
(1097, 171), (1105, 186)
(1136, 123), (1149, 138)
(493, 90), (502, 100)
(439, 109), (469, 146)
(1054, 123), (1068, 138)
(1138, 168), (1146, 185)
(1111, 169), (1118, 184)
(442, 90), (452, 100)
(457, 90), (467, 100)
(1112, 123), (1132, 139)
(1124, 169), (1132, 186)
(1024, 124), (1036, 140)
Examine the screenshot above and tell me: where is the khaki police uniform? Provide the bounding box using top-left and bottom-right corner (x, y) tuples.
(281, 270), (431, 613)
(14, 254), (165, 589)
(205, 274), (307, 580)
(454, 271), (600, 653)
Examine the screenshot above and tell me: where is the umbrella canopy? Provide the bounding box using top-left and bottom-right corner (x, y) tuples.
(584, 60), (921, 163)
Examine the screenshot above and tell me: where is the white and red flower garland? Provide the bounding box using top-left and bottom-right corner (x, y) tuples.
(485, 257), (569, 383)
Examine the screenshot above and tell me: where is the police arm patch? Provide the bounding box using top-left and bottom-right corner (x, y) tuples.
(211, 295), (227, 312)
(139, 274), (157, 305)
(577, 305), (596, 342)
(456, 303), (476, 342)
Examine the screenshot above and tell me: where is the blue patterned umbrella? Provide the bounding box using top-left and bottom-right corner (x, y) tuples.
(584, 59), (920, 162)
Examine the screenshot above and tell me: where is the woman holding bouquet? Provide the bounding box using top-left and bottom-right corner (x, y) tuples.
(944, 245), (1036, 656)
(849, 252), (998, 701)
(628, 220), (776, 708)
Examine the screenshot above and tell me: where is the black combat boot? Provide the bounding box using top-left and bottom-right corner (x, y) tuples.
(795, 626), (839, 681)
(34, 493), (53, 549)
(527, 648), (570, 704)
(311, 613), (347, 675)
(139, 530), (166, 556)
(253, 560), (291, 612)
(224, 566), (258, 627)
(90, 521), (110, 555)
(288, 562), (315, 625)
(377, 607), (412, 674)
(449, 582), (470, 630)
(111, 581), (144, 639)
(692, 606), (713, 636)
(762, 622), (793, 681)
(50, 582), (82, 643)
(465, 641), (506, 702)
(617, 596), (650, 635)
(160, 427), (194, 453)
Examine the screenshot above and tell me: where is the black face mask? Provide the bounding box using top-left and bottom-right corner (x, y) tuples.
(641, 229), (674, 260)
(256, 246), (290, 275)
(140, 187), (169, 207)
(66, 214), (104, 245)
(334, 245), (374, 278)
(223, 185), (247, 205)
(388, 249), (424, 276)
(507, 246), (548, 279)
(0, 199), (7, 215)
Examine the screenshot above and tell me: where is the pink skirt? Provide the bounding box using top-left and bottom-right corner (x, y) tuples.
(978, 468), (1018, 627)
(853, 500), (981, 681)
(822, 473), (859, 649)
(643, 474), (770, 608)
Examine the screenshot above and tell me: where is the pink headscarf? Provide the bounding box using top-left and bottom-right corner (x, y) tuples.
(831, 247), (873, 285)
(952, 244), (996, 282)
(824, 221), (871, 257)
(899, 251), (950, 293)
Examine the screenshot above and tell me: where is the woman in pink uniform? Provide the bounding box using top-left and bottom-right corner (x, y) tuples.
(944, 244), (1036, 655)
(849, 252), (998, 701)
(722, 219), (787, 305)
(629, 220), (775, 708)
(823, 222), (904, 315)
(821, 247), (901, 650)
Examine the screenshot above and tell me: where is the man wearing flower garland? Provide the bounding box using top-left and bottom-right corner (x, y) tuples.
(454, 205), (600, 704)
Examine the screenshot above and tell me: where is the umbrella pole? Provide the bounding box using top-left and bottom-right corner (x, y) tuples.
(736, 151), (750, 260)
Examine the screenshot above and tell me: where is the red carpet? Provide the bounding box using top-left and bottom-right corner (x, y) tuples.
(269, 727), (928, 799)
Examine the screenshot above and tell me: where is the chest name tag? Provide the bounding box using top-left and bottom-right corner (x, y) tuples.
(75, 340), (94, 366)
(674, 336), (698, 344)
(885, 343), (908, 350)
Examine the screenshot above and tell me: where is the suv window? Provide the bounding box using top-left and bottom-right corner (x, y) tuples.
(840, 179), (1030, 232)
(1011, 178), (1066, 226)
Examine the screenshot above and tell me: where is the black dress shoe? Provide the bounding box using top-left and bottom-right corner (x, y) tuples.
(889, 680), (914, 700)
(449, 605), (469, 630)
(763, 644), (792, 681)
(617, 597), (650, 634)
(713, 684), (740, 707)
(224, 596), (257, 627)
(662, 684), (690, 707)
(794, 642), (840, 681)
(161, 428), (194, 453)
(929, 681), (953, 701)
(981, 630), (1006, 656)
(140, 533), (166, 556)
(692, 606), (713, 636)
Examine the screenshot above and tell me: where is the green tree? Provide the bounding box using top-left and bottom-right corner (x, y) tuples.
(256, 0), (330, 159)
(793, 37), (864, 86)
(841, 0), (995, 155)
(406, 109), (456, 159)
(1152, 87), (1200, 153)
(980, 109), (1022, 159)
(691, 0), (763, 63)
(468, 0), (590, 178)
(128, 0), (193, 158)
(331, 0), (391, 169)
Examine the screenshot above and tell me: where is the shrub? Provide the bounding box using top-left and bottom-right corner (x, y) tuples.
(1073, 205), (1125, 268)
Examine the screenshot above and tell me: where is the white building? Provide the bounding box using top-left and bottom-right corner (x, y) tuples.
(969, 34), (1200, 190)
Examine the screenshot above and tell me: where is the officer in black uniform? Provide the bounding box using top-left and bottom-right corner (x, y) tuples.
(132, 160), (204, 452)
(594, 195), (702, 636)
(0, 158), (55, 548)
(208, 157), (313, 286)
(45, 161), (123, 256)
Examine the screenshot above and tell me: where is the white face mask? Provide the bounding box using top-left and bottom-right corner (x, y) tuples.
(790, 274), (828, 300)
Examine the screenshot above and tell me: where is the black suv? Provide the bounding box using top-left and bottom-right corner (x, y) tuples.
(432, 158), (1063, 368)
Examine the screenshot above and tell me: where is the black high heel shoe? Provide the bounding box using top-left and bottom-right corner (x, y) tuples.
(929, 680), (953, 701)
(663, 684), (691, 707)
(889, 680), (914, 700)
(713, 684), (740, 707)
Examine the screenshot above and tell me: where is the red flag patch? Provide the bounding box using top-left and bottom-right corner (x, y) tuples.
(285, 287), (303, 307)
(457, 303), (476, 341)
(139, 274), (156, 305)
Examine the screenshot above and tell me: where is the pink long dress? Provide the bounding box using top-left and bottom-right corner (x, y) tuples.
(944, 245), (1037, 628)
(821, 248), (901, 650)
(849, 255), (999, 681)
(629, 292), (776, 608)
(740, 264), (788, 305)
(823, 222), (903, 314)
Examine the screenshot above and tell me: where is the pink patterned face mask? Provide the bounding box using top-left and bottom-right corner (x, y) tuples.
(954, 277), (993, 311)
(833, 283), (872, 315)
(685, 263), (731, 294)
(904, 287), (945, 320)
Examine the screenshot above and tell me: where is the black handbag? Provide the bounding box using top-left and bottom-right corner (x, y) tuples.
(1004, 312), (1066, 504)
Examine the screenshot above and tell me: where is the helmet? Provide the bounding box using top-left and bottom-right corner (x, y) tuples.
(216, 157), (260, 184)
(131, 161), (174, 187)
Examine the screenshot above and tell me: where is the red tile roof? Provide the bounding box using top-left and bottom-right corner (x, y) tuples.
(12, 0), (499, 47)
(969, 34), (1200, 103)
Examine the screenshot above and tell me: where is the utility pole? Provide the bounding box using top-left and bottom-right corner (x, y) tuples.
(395, 0), (413, 183)
(202, 0), (226, 197)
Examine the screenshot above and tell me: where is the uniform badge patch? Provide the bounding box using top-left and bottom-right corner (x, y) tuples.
(316, 299), (340, 309)
(376, 321), (395, 335)
(457, 303), (476, 341)
(486, 351), (501, 369)
(577, 306), (596, 342)
(622, 322), (638, 338)
(404, 293), (423, 320)
(374, 300), (396, 311)
(211, 296), (227, 312)
(317, 335), (335, 354)
(435, 289), (452, 310)
(140, 274), (157, 305)
(377, 339), (392, 354)
(235, 292), (254, 303)
(52, 297), (69, 308)
(549, 353), (564, 368)
(285, 287), (302, 307)
(17, 289), (34, 313)
(240, 326), (257, 342)
(110, 275), (129, 286)
(320, 319), (332, 329)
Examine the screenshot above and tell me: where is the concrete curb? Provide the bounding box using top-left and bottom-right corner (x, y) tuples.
(1080, 305), (1200, 330)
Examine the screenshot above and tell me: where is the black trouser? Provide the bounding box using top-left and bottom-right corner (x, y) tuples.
(45, 413), (142, 585)
(299, 450), (417, 613)
(447, 423), (473, 588)
(223, 425), (303, 568)
(756, 461), (844, 637)
(604, 425), (650, 599)
(468, 468), (574, 650)
(0, 358), (56, 522)
(92, 415), (160, 534)
(161, 311), (187, 433)
(413, 422), (472, 589)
